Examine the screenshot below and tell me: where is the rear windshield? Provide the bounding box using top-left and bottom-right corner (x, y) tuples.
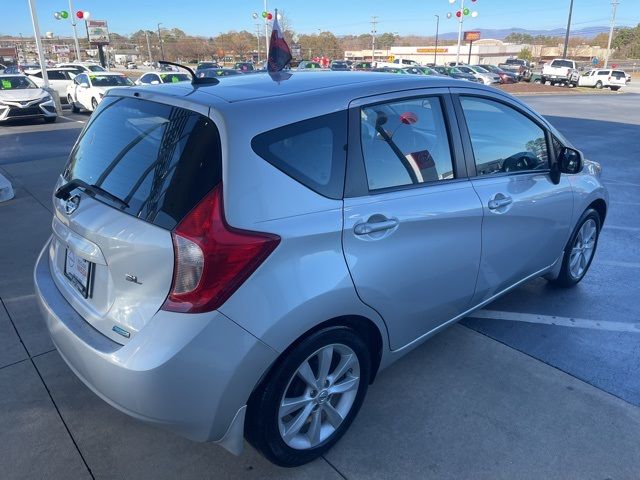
(63, 96), (222, 230)
(89, 75), (134, 87)
(612, 70), (625, 76)
(551, 60), (573, 68)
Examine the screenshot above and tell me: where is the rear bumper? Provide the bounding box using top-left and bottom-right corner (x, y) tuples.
(34, 240), (277, 451)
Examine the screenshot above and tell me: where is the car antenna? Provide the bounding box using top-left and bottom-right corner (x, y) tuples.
(158, 60), (219, 86)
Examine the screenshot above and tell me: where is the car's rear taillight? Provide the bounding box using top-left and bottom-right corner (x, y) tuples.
(162, 184), (280, 314)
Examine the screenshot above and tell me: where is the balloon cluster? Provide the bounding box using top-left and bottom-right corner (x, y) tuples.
(446, 0), (478, 19)
(261, 11), (273, 20)
(54, 10), (90, 20)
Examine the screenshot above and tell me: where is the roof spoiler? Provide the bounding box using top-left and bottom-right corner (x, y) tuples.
(158, 60), (219, 86)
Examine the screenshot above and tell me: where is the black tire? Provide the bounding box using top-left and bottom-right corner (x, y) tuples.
(245, 326), (371, 467)
(611, 86), (620, 91)
(550, 209), (601, 288)
(44, 116), (57, 123)
(68, 95), (79, 113)
(595, 80), (603, 89)
(91, 98), (98, 111)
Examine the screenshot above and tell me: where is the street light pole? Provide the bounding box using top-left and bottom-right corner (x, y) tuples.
(68, 0), (82, 61)
(157, 23), (165, 60)
(455, 0), (465, 64)
(26, 0), (49, 89)
(145, 30), (153, 63)
(562, 0), (575, 59)
(264, 0), (269, 53)
(434, 15), (440, 65)
(604, 0), (619, 68)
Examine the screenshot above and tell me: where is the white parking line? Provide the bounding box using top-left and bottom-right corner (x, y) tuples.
(603, 225), (640, 232)
(598, 260), (640, 269)
(60, 116), (85, 124)
(470, 309), (640, 333)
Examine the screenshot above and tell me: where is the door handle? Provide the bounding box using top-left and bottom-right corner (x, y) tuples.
(488, 195), (513, 210)
(354, 218), (399, 235)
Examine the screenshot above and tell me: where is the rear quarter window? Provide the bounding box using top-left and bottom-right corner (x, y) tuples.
(251, 111), (348, 199)
(63, 96), (222, 230)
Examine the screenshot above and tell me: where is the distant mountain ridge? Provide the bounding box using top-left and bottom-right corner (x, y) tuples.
(437, 26), (610, 41)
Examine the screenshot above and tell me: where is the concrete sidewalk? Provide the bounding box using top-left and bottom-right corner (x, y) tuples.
(1, 125), (640, 479)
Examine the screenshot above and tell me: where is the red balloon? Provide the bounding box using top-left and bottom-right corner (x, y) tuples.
(76, 10), (84, 19)
(267, 12), (273, 20)
(456, 10), (462, 17)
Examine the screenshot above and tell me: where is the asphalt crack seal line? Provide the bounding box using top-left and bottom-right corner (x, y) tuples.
(469, 309), (640, 333)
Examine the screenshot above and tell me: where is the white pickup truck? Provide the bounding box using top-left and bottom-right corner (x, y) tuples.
(541, 59), (579, 86)
(374, 58), (420, 69)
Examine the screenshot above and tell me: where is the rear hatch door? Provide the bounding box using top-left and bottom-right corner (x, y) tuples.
(49, 94), (222, 344)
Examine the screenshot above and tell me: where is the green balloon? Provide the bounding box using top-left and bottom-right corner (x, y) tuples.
(60, 10), (69, 18)
(463, 8), (470, 15)
(261, 11), (267, 18)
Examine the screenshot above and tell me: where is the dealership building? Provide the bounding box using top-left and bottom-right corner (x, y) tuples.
(345, 39), (526, 65)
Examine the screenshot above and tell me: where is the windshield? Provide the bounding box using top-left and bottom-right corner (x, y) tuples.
(449, 67), (464, 74)
(87, 65), (107, 72)
(160, 73), (190, 83)
(0, 76), (38, 90)
(89, 75), (134, 87)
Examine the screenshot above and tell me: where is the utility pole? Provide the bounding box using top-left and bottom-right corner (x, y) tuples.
(145, 30), (153, 63)
(562, 0), (575, 59)
(455, 0), (465, 64)
(68, 0), (82, 61)
(604, 0), (619, 68)
(157, 23), (165, 60)
(255, 23), (262, 62)
(26, 0), (49, 88)
(371, 16), (378, 64)
(434, 15), (440, 65)
(264, 0), (269, 53)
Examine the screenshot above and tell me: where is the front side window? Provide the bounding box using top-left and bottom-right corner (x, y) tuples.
(360, 96), (454, 191)
(47, 70), (66, 80)
(89, 75), (134, 87)
(75, 74), (88, 85)
(460, 96), (549, 175)
(252, 111), (348, 199)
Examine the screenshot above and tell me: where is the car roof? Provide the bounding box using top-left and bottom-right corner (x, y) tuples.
(112, 71), (491, 106)
(142, 71), (190, 75)
(82, 72), (127, 76)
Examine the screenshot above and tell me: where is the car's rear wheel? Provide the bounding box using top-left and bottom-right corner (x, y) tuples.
(611, 86), (620, 91)
(595, 80), (603, 89)
(68, 95), (79, 113)
(246, 326), (371, 467)
(550, 209), (601, 287)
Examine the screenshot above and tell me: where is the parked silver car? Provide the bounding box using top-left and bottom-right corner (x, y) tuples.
(34, 72), (608, 467)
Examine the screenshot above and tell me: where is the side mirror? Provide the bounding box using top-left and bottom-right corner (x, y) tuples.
(558, 147), (583, 174)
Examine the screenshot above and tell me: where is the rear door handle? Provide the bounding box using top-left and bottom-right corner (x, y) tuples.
(488, 195), (513, 210)
(354, 218), (399, 235)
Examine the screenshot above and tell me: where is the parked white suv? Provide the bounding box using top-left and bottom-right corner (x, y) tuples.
(578, 68), (626, 91)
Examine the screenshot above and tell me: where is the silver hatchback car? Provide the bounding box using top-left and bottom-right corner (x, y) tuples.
(34, 72), (607, 467)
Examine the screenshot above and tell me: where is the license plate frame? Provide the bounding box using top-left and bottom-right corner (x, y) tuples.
(64, 248), (93, 298)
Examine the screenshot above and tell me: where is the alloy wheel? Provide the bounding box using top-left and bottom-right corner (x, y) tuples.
(278, 343), (360, 450)
(569, 218), (597, 279)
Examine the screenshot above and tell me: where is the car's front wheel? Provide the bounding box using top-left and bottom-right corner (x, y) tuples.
(68, 95), (79, 113)
(246, 326), (371, 467)
(551, 209), (601, 287)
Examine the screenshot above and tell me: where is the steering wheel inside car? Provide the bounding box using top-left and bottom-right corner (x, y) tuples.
(501, 152), (540, 172)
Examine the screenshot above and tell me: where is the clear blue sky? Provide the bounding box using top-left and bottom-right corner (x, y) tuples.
(3, 0), (638, 37)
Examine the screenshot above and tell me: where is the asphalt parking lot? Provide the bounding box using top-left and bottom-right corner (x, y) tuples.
(1, 93), (639, 480)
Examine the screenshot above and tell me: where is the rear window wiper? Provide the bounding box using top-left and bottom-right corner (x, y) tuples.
(54, 178), (129, 209)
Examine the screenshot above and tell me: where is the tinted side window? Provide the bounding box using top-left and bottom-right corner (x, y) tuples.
(47, 71), (66, 80)
(251, 111), (347, 199)
(460, 97), (549, 175)
(64, 97), (222, 230)
(597, 71), (609, 76)
(360, 97), (454, 190)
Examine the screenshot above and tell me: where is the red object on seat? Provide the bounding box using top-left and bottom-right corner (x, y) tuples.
(400, 112), (418, 125)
